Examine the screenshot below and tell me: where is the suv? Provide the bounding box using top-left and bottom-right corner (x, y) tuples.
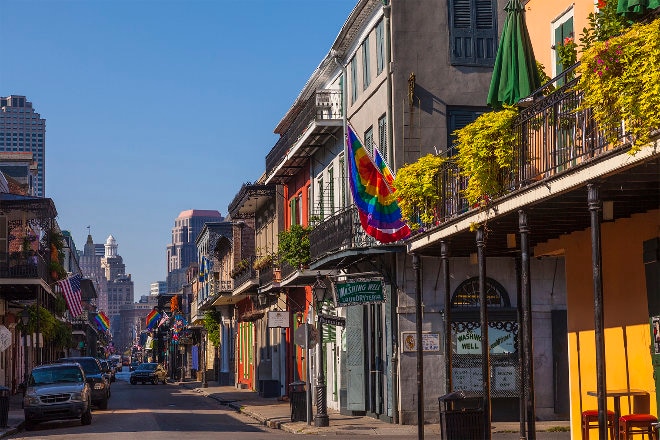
(23, 363), (92, 430)
(130, 363), (167, 385)
(56, 357), (110, 409)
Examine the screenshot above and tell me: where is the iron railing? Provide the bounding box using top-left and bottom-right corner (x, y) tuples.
(265, 90), (342, 175)
(0, 252), (48, 280)
(233, 256), (257, 287)
(310, 206), (378, 261)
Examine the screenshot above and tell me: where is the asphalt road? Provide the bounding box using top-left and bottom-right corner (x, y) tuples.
(7, 370), (289, 440)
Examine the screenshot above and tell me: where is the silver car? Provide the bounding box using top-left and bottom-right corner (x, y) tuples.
(23, 362), (92, 430)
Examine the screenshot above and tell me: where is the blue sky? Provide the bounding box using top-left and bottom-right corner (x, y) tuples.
(1, 0), (357, 299)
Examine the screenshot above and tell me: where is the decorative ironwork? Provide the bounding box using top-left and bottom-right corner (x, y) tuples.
(265, 90), (342, 175)
(310, 206), (378, 261)
(451, 277), (511, 309)
(227, 182), (275, 217)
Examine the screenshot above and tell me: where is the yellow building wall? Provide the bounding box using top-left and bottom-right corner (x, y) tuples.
(536, 210), (660, 436)
(524, 0), (595, 76)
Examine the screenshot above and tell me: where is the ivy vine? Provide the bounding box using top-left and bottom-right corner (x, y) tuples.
(393, 154), (445, 230)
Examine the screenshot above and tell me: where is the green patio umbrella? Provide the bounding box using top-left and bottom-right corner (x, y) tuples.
(487, 0), (542, 109)
(617, 0), (660, 18)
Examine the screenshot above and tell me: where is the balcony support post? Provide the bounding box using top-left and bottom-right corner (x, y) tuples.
(476, 227), (492, 440)
(519, 210), (536, 440)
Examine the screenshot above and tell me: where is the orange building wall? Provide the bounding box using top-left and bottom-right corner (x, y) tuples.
(524, 0), (595, 76)
(536, 210), (660, 435)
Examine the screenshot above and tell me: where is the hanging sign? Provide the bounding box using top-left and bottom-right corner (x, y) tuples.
(268, 311), (290, 328)
(318, 314), (346, 327)
(332, 278), (384, 306)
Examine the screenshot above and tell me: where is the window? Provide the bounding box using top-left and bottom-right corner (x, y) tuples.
(378, 115), (388, 163)
(350, 57), (358, 104)
(376, 20), (385, 75)
(552, 9), (574, 79)
(362, 36), (371, 90)
(317, 177), (324, 219)
(339, 153), (346, 209)
(364, 126), (374, 157)
(328, 166), (335, 213)
(449, 0), (497, 66)
(446, 106), (488, 156)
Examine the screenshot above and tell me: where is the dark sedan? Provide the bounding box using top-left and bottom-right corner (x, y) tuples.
(130, 363), (167, 385)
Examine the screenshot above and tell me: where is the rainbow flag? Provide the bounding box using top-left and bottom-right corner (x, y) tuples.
(94, 311), (110, 331)
(347, 125), (411, 243)
(146, 309), (161, 330)
(373, 146), (395, 188)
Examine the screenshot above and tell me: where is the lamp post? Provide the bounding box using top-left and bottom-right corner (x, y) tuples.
(21, 309), (30, 383)
(312, 274), (329, 427)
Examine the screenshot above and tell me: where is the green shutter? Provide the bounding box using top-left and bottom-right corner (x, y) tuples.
(450, 0), (497, 66)
(346, 306), (365, 411)
(376, 20), (384, 75)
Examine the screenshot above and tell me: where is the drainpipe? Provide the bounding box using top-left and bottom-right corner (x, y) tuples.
(383, 1), (394, 168)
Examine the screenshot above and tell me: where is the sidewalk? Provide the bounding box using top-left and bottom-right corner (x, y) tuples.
(180, 380), (572, 438)
(0, 392), (25, 438)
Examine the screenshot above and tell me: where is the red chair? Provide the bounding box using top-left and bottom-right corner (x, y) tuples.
(582, 409), (616, 440)
(619, 414), (658, 440)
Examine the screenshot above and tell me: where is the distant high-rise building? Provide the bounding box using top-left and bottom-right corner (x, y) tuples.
(167, 209), (223, 292)
(79, 234), (105, 312)
(0, 96), (46, 196)
(0, 152), (38, 196)
(150, 281), (167, 297)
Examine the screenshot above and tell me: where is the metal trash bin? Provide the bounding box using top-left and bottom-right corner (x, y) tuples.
(438, 390), (485, 440)
(288, 381), (307, 422)
(0, 386), (9, 428)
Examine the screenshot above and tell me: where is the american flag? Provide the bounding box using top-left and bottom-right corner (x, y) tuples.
(57, 274), (83, 318)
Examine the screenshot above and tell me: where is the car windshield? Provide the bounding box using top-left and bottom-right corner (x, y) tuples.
(60, 358), (101, 375)
(29, 366), (83, 386)
(137, 363), (157, 371)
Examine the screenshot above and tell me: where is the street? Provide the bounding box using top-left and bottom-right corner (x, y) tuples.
(7, 370), (288, 440)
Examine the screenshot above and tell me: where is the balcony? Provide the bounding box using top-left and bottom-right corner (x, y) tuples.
(0, 252), (47, 280)
(265, 90), (343, 184)
(408, 65), (659, 257)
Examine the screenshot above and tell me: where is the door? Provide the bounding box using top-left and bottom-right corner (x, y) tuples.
(346, 305), (365, 412)
(644, 238), (660, 412)
(238, 321), (254, 389)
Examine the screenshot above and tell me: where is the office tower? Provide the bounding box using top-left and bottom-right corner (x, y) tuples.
(0, 96), (46, 196)
(101, 235), (134, 343)
(79, 234), (105, 312)
(166, 209), (223, 292)
(150, 281), (167, 297)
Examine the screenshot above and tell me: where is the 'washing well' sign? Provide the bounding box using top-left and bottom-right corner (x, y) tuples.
(332, 279), (384, 306)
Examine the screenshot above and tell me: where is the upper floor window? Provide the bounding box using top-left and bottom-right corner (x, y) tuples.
(447, 106), (489, 156)
(552, 8), (574, 79)
(339, 153), (346, 209)
(364, 126), (374, 157)
(317, 177), (324, 219)
(362, 35), (371, 90)
(378, 114), (388, 163)
(328, 166), (335, 214)
(376, 20), (385, 75)
(350, 57), (358, 104)
(449, 0), (497, 66)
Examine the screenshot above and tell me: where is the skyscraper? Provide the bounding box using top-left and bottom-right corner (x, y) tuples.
(0, 96), (46, 196)
(166, 209), (223, 292)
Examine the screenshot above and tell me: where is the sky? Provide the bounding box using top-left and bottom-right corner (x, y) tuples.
(1, 0), (357, 299)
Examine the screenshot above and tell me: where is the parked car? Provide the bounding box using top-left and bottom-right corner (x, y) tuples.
(22, 362), (92, 430)
(129, 361), (140, 371)
(98, 359), (115, 383)
(55, 357), (110, 409)
(130, 363), (167, 385)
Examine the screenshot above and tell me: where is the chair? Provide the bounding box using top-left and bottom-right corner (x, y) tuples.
(619, 414), (658, 440)
(581, 409), (616, 440)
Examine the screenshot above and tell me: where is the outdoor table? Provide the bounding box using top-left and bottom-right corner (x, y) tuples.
(587, 388), (649, 435)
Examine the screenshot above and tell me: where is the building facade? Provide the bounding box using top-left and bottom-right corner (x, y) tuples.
(167, 209), (223, 293)
(0, 96), (46, 197)
(100, 235), (134, 346)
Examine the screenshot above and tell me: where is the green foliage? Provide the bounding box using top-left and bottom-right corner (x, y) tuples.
(580, 1), (630, 50)
(556, 37), (578, 72)
(454, 106), (519, 205)
(203, 310), (222, 346)
(578, 19), (660, 153)
(278, 224), (310, 269)
(393, 154), (445, 230)
(230, 258), (250, 278)
(54, 294), (67, 317)
(18, 305), (71, 347)
(52, 320), (73, 350)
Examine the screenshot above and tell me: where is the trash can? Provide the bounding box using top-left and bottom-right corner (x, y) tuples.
(438, 390), (485, 440)
(0, 386), (9, 428)
(288, 381), (307, 422)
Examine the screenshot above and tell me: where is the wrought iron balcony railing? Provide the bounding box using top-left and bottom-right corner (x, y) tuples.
(310, 206), (378, 261)
(232, 256), (257, 287)
(0, 252), (48, 280)
(265, 90), (342, 175)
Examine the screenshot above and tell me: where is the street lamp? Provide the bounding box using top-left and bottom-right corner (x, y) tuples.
(311, 274), (329, 427)
(21, 309), (30, 383)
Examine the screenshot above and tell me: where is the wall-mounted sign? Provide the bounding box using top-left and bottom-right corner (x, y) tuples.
(494, 366), (517, 391)
(452, 367), (482, 392)
(454, 326), (516, 355)
(401, 332), (441, 352)
(268, 311), (290, 328)
(332, 278), (385, 306)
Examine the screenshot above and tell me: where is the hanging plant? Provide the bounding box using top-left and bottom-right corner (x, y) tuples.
(52, 320), (73, 350)
(392, 154), (445, 230)
(252, 253), (275, 271)
(203, 310), (222, 346)
(454, 106), (519, 205)
(278, 225), (311, 269)
(578, 19), (660, 153)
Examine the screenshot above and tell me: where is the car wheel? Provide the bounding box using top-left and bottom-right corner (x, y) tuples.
(97, 397), (108, 410)
(151, 378), (157, 385)
(81, 407), (92, 425)
(130, 378), (136, 385)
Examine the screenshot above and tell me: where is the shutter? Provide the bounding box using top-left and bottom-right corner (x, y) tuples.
(554, 17), (574, 81)
(346, 305), (365, 411)
(362, 36), (371, 89)
(450, 0), (496, 66)
(447, 108), (486, 155)
(0, 216), (6, 274)
(350, 58), (358, 104)
(376, 20), (384, 75)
